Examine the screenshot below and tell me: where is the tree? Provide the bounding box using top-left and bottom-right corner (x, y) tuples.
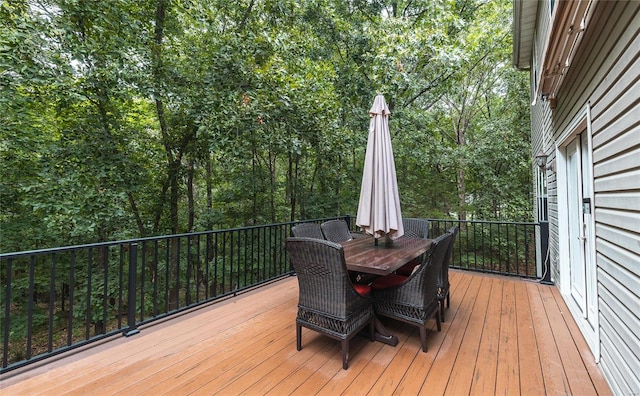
(1, 0), (531, 253)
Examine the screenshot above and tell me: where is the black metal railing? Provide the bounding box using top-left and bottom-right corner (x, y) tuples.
(427, 219), (538, 278)
(1, 216), (540, 373)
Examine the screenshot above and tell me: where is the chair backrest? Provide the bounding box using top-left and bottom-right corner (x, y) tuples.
(321, 219), (353, 243)
(414, 232), (451, 280)
(291, 223), (324, 239)
(402, 218), (430, 239)
(402, 218), (430, 263)
(286, 237), (363, 317)
(386, 232), (452, 307)
(421, 232), (453, 300)
(439, 226), (458, 291)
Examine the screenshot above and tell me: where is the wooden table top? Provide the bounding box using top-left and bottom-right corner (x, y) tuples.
(341, 236), (432, 276)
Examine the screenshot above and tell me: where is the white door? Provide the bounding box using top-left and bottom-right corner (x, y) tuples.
(558, 110), (599, 359)
(580, 132), (598, 328)
(566, 140), (586, 312)
(565, 134), (597, 327)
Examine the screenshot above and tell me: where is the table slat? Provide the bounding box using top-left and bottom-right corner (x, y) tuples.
(341, 236), (431, 276)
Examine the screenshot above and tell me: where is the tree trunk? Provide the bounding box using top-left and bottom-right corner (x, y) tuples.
(268, 148), (276, 223)
(206, 154), (213, 227)
(206, 155), (214, 263)
(187, 159), (195, 232)
(251, 148), (258, 225)
(152, 0), (178, 232)
(456, 119), (468, 222)
(287, 152), (296, 222)
(127, 192), (146, 236)
(458, 168), (467, 222)
(152, 0), (180, 310)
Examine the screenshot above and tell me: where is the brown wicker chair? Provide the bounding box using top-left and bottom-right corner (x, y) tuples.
(438, 226), (458, 322)
(402, 217), (430, 239)
(291, 223), (324, 239)
(371, 232), (452, 352)
(320, 219), (353, 243)
(285, 237), (375, 369)
(395, 218), (431, 275)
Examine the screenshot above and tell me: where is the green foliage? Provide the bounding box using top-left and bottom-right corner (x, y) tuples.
(2, 0), (532, 253)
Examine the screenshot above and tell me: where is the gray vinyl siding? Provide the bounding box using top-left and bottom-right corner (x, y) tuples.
(528, 1), (640, 394)
(529, 0), (560, 282)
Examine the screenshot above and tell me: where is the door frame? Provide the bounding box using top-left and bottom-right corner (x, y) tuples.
(555, 104), (600, 360)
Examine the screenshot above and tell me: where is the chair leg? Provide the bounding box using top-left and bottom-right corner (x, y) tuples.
(440, 300), (445, 322)
(447, 292), (450, 308)
(369, 320), (375, 342)
(296, 324), (302, 351)
(341, 339), (350, 369)
(436, 310), (441, 332)
(419, 326), (427, 352)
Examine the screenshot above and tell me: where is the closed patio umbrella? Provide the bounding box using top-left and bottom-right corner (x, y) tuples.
(356, 94), (404, 242)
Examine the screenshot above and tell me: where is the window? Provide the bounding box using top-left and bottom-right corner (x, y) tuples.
(536, 166), (548, 221)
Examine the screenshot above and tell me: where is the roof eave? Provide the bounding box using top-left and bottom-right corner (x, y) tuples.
(513, 0), (537, 70)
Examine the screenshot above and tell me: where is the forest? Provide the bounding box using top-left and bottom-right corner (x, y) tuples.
(1, 0), (532, 254)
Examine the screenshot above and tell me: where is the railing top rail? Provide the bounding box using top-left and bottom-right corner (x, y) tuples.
(0, 216), (348, 258)
(426, 218), (539, 226)
(1, 216), (539, 259)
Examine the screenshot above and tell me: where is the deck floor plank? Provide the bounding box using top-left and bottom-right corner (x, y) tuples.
(444, 276), (494, 395)
(418, 273), (483, 394)
(548, 286), (613, 396)
(527, 281), (573, 394)
(39, 280), (299, 395)
(264, 341), (339, 396)
(364, 327), (422, 396)
(495, 279), (522, 395)
(116, 299), (297, 395)
(0, 271), (612, 396)
(469, 277), (503, 395)
(551, 288), (609, 395)
(515, 279), (546, 395)
(539, 283), (599, 396)
(166, 317), (296, 394)
(230, 335), (336, 395)
(195, 329), (295, 395)
(391, 270), (472, 395)
(336, 321), (412, 396)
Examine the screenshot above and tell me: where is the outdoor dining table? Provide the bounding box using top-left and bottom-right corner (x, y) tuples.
(342, 235), (432, 275)
(340, 235), (432, 345)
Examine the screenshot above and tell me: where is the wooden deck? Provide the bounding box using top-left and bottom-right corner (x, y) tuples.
(1, 271), (612, 395)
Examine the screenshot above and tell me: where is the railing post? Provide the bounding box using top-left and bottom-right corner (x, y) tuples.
(124, 243), (140, 336)
(539, 221), (554, 285)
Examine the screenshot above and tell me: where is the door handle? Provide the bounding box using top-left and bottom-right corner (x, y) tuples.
(578, 223), (587, 241)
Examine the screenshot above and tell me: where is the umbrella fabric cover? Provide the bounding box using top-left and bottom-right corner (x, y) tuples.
(356, 94), (404, 240)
